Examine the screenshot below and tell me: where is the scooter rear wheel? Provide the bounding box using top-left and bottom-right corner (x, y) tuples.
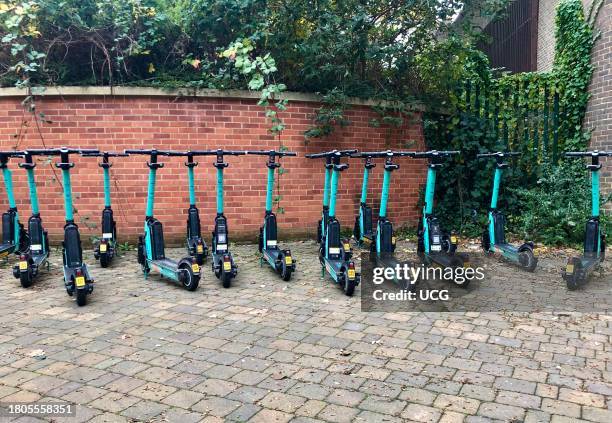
(518, 249), (537, 272)
(565, 258), (582, 291)
(20, 267), (33, 288)
(179, 265), (199, 291)
(221, 267), (232, 288)
(280, 254), (292, 282)
(99, 253), (110, 268)
(76, 289), (87, 306)
(343, 273), (356, 297)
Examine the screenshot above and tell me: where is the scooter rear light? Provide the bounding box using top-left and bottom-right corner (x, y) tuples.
(348, 262), (355, 270)
(75, 268), (83, 277)
(20, 254), (26, 260)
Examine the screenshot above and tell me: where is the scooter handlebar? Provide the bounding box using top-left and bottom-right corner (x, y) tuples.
(476, 151), (520, 159)
(352, 150), (416, 158)
(26, 147), (99, 155)
(246, 150), (297, 157)
(564, 151), (612, 157)
(81, 152), (130, 157)
(124, 149), (173, 156)
(183, 150), (247, 156)
(413, 150), (460, 158)
(305, 149), (357, 159)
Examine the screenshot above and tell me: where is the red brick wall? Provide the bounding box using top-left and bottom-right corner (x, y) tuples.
(0, 94), (426, 244)
(584, 1), (612, 195)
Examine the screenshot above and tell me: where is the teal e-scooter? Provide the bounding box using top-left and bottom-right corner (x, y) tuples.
(353, 153), (377, 246)
(28, 148), (99, 306)
(0, 151), (28, 260)
(11, 151), (50, 287)
(562, 150), (612, 289)
(416, 150), (470, 282)
(126, 149), (201, 291)
(181, 151), (208, 266)
(307, 150), (360, 296)
(81, 151), (129, 268)
(247, 149), (297, 281)
(478, 151), (537, 271)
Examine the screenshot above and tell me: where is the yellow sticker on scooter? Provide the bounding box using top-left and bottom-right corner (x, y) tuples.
(196, 245), (204, 253)
(223, 261), (231, 271)
(347, 269), (356, 279)
(566, 264), (574, 274)
(19, 261), (28, 270)
(285, 256), (293, 265)
(192, 263), (200, 273)
(99, 243), (107, 253)
(451, 236), (458, 243)
(343, 243), (350, 252)
(392, 237), (396, 245)
(75, 276), (86, 287)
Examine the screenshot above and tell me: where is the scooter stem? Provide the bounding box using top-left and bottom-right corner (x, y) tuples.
(424, 167), (436, 215)
(146, 168), (157, 218)
(379, 169), (391, 218)
(592, 168), (600, 218)
(26, 168), (40, 215)
(103, 166), (112, 208)
(323, 164), (332, 208)
(2, 167), (16, 209)
(216, 167), (224, 215)
(61, 168), (74, 221)
(329, 168), (340, 218)
(265, 167), (274, 213)
(490, 167), (502, 210)
(188, 165), (196, 206)
(360, 167), (370, 204)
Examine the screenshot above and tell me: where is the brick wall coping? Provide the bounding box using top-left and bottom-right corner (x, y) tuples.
(0, 86), (429, 111)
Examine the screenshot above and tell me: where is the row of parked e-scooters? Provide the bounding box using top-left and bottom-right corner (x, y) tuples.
(0, 147), (607, 306)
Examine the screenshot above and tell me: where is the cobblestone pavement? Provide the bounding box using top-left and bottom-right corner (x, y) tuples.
(0, 240), (610, 422)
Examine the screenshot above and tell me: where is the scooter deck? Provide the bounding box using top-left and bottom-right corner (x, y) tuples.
(0, 242), (15, 255)
(426, 252), (469, 268)
(263, 248), (282, 264)
(31, 252), (48, 267)
(150, 258), (180, 272)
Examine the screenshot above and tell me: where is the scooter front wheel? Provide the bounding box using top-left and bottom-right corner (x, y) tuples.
(76, 289), (87, 306)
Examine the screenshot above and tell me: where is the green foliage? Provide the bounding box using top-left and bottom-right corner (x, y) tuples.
(512, 162), (607, 246)
(424, 0), (601, 244)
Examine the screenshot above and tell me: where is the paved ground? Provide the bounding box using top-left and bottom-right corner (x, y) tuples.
(0, 240), (610, 422)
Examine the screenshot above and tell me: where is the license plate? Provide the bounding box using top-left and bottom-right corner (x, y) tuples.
(102, 233), (113, 239)
(19, 261), (28, 270)
(566, 264), (574, 274)
(217, 244), (227, 252)
(31, 244), (41, 251)
(267, 240), (277, 247)
(329, 247), (340, 255)
(196, 245), (204, 253)
(348, 269), (356, 279)
(99, 243), (107, 253)
(450, 236), (458, 243)
(343, 243), (350, 252)
(432, 245), (442, 252)
(75, 276), (86, 287)
(392, 237), (396, 245)
(285, 256), (293, 265)
(223, 261), (231, 271)
(192, 263), (200, 273)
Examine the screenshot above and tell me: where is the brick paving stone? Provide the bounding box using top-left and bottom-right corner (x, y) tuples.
(250, 408), (293, 423)
(401, 403), (443, 422)
(318, 404), (360, 423)
(120, 400), (168, 420)
(540, 399), (582, 418)
(160, 389), (204, 409)
(478, 402), (526, 421)
(434, 393), (480, 414)
(192, 396), (241, 417)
